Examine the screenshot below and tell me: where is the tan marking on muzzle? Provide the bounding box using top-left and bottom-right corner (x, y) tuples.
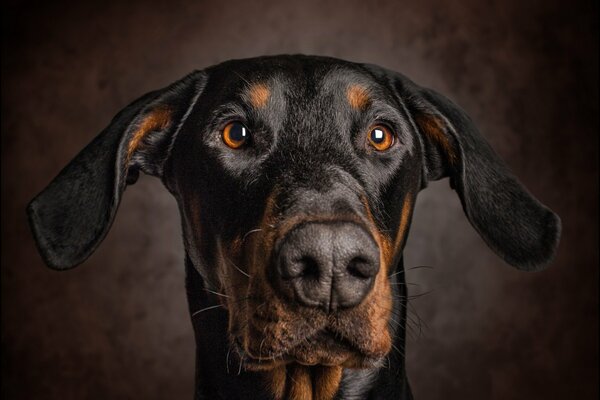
(126, 106), (171, 162)
(267, 365), (287, 399)
(393, 193), (413, 255)
(314, 366), (343, 400)
(288, 365), (313, 400)
(266, 364), (342, 400)
(361, 196), (394, 269)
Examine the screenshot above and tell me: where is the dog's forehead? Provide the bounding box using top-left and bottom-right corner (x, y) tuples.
(206, 56), (382, 110)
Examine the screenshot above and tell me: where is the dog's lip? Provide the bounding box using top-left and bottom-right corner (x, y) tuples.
(291, 329), (358, 366)
(233, 337), (289, 370)
(309, 329), (356, 351)
(237, 328), (363, 368)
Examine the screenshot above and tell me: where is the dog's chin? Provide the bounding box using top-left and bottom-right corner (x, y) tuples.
(238, 330), (385, 372)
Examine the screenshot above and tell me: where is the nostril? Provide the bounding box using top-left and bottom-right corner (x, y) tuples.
(346, 256), (376, 279)
(296, 256), (320, 280)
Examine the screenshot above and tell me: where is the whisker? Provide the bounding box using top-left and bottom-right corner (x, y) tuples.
(227, 257), (251, 278)
(237, 349), (244, 375)
(226, 345), (232, 375)
(390, 281), (420, 287)
(191, 304), (223, 317)
(389, 265), (435, 278)
(406, 290), (434, 300)
(407, 265), (435, 271)
(258, 337), (267, 359)
(391, 343), (405, 359)
(204, 288), (230, 298)
(233, 70), (252, 86)
(242, 228), (263, 242)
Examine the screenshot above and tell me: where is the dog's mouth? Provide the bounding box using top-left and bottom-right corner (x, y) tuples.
(223, 248), (394, 374)
(220, 208), (395, 375)
(236, 328), (383, 371)
(229, 292), (392, 373)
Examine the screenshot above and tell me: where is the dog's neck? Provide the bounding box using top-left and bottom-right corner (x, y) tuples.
(185, 255), (413, 400)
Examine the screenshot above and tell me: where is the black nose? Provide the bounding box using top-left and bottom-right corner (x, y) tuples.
(275, 222), (380, 312)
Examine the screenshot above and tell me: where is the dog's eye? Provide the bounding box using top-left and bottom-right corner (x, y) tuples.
(222, 121), (250, 149)
(367, 125), (394, 151)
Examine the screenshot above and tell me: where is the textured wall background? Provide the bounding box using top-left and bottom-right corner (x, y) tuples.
(2, 0), (597, 399)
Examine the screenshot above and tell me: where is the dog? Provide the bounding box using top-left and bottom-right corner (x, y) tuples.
(27, 55), (561, 399)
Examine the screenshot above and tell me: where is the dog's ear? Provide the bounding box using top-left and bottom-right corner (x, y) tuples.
(376, 68), (560, 271)
(27, 71), (206, 270)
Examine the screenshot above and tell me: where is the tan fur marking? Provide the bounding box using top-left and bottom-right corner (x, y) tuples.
(126, 107), (171, 162)
(266, 365), (287, 399)
(361, 196), (394, 270)
(314, 366), (343, 400)
(346, 84), (371, 110)
(247, 83), (270, 108)
(415, 114), (457, 164)
(265, 364), (343, 400)
(393, 194), (413, 255)
(288, 365), (313, 400)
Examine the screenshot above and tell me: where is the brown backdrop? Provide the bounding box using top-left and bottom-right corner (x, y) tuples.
(2, 0), (598, 399)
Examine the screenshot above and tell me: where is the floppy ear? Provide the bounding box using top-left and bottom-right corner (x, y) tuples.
(27, 71), (206, 270)
(387, 70), (560, 271)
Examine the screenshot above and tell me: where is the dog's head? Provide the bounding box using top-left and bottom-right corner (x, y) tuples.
(28, 55), (560, 384)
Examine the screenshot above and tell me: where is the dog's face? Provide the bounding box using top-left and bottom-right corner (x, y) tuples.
(169, 58), (421, 370)
(28, 55), (560, 393)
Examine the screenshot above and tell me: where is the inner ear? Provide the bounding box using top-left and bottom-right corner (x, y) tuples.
(415, 114), (457, 164)
(414, 113), (459, 182)
(125, 106), (174, 181)
(127, 106), (172, 162)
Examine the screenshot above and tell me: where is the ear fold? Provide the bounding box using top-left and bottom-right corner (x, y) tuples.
(27, 71), (206, 270)
(389, 71), (561, 271)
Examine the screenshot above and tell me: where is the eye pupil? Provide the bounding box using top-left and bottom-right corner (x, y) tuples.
(230, 123), (247, 142)
(371, 128), (385, 143)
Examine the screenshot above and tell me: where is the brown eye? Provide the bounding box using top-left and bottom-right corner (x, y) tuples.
(367, 125), (394, 151)
(222, 121), (250, 149)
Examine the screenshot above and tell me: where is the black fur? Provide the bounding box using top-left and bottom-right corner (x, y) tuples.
(27, 55), (560, 399)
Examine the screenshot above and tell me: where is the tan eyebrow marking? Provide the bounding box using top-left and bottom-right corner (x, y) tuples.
(346, 84), (371, 110)
(126, 106), (171, 162)
(247, 83), (270, 109)
(415, 114), (457, 165)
